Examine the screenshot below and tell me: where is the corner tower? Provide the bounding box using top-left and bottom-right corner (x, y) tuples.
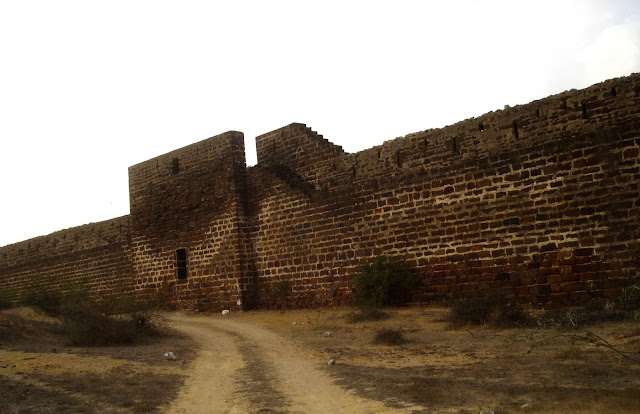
(127, 131), (248, 310)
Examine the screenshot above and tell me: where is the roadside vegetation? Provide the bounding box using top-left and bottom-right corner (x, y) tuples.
(7, 283), (165, 346)
(352, 255), (417, 309)
(1, 260), (639, 412)
(449, 284), (640, 329)
(0, 282), (195, 413)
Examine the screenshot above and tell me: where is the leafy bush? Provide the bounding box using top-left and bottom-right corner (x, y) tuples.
(272, 280), (290, 309)
(373, 328), (406, 345)
(345, 308), (390, 323)
(353, 256), (417, 308)
(273, 280), (289, 300)
(449, 293), (532, 328)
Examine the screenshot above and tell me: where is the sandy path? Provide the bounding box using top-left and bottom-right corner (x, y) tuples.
(163, 313), (414, 414)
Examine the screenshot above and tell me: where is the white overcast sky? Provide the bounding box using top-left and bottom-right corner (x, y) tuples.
(1, 0), (639, 247)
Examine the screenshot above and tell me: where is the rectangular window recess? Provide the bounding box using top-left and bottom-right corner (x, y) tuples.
(176, 248), (187, 279)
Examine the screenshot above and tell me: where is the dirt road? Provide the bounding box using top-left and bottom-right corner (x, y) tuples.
(163, 313), (415, 414)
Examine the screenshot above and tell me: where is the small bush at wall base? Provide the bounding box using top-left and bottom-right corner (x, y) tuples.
(60, 305), (164, 346)
(537, 284), (640, 328)
(449, 293), (533, 328)
(353, 256), (417, 309)
(18, 284), (164, 346)
(272, 280), (290, 309)
(373, 328), (407, 345)
(616, 284), (640, 316)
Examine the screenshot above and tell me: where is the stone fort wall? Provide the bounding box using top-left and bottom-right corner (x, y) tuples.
(1, 74), (639, 310)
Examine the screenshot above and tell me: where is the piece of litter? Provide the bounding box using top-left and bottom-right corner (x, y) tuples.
(323, 331), (332, 337)
(292, 321), (297, 326)
(164, 352), (176, 361)
(328, 359), (335, 365)
(222, 310), (230, 316)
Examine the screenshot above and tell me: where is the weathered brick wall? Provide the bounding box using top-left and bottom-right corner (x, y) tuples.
(0, 216), (133, 303)
(256, 123), (345, 189)
(1, 74), (638, 311)
(248, 74), (640, 308)
(127, 131), (249, 310)
(0, 131), (251, 311)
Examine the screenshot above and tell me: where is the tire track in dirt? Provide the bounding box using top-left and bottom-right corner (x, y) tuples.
(163, 313), (416, 413)
(225, 330), (292, 413)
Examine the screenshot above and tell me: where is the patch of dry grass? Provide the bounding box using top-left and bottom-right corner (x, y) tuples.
(345, 308), (390, 323)
(372, 329), (406, 346)
(0, 307), (196, 413)
(238, 306), (640, 413)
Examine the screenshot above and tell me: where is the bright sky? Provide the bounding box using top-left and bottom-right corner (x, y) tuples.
(1, 1), (639, 247)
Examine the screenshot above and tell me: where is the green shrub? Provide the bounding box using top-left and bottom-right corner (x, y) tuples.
(449, 293), (532, 327)
(353, 256), (417, 309)
(272, 280), (290, 309)
(373, 328), (407, 345)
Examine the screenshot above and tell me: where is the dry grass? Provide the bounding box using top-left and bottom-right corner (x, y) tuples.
(4, 304), (640, 413)
(239, 306), (640, 413)
(345, 308), (390, 323)
(372, 329), (406, 346)
(0, 307), (197, 413)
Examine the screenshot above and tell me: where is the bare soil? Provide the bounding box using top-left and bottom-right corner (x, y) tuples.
(0, 307), (197, 413)
(2, 306), (640, 413)
(163, 313), (396, 413)
(236, 307), (640, 413)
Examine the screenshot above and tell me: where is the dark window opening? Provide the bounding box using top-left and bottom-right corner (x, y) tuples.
(424, 138), (428, 151)
(352, 164), (357, 177)
(452, 137), (459, 154)
(582, 103), (588, 119)
(172, 158), (180, 175)
(478, 123), (484, 132)
(377, 150), (381, 159)
(611, 87), (617, 97)
(535, 108), (540, 117)
(512, 121), (519, 139)
(176, 248), (187, 279)
(561, 99), (567, 109)
(396, 151), (403, 167)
